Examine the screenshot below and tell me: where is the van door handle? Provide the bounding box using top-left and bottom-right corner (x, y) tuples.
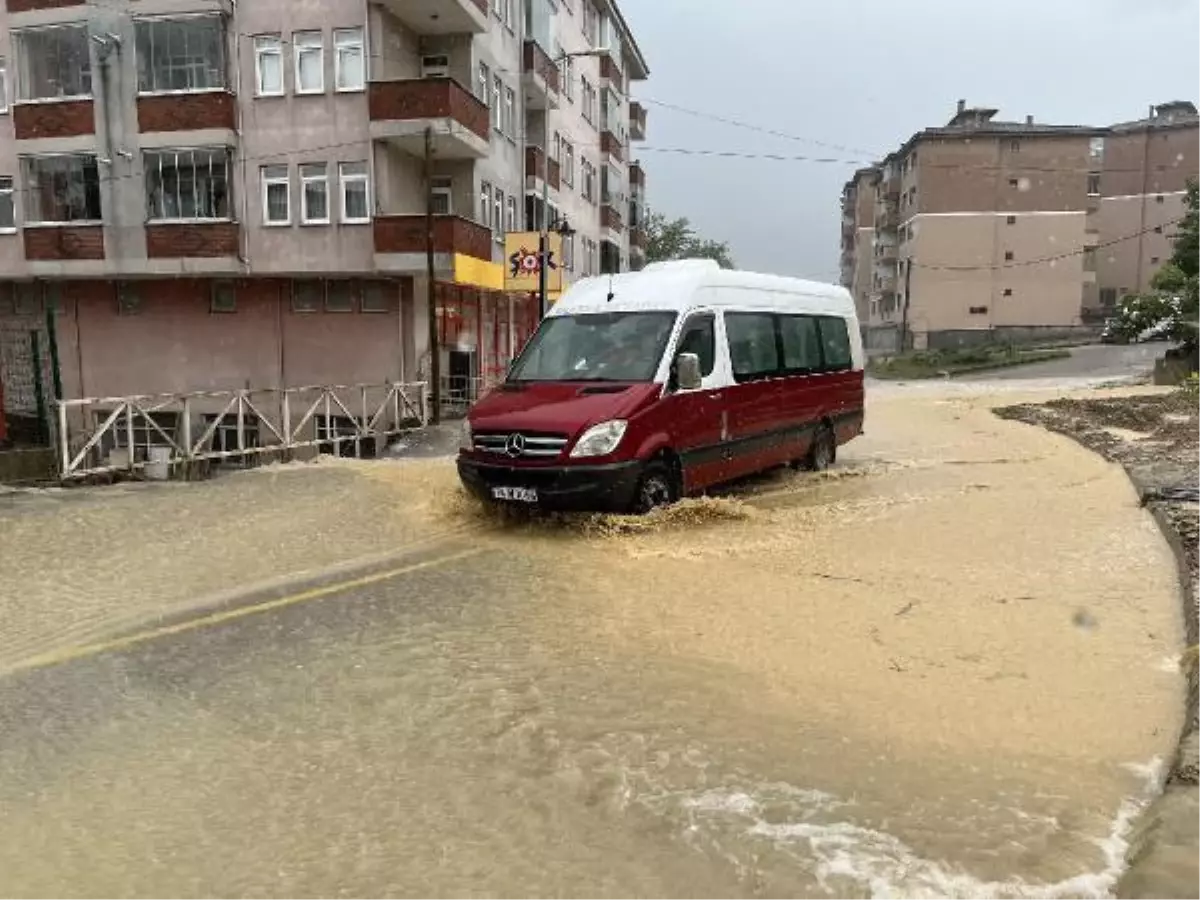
(710, 393), (722, 400)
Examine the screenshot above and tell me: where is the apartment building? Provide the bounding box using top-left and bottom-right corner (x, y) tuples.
(1093, 101), (1198, 315)
(0, 0), (650, 432)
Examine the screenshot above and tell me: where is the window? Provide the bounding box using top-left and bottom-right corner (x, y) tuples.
(292, 280), (323, 312)
(430, 177), (453, 215)
(14, 25), (92, 100)
(0, 177), (13, 230)
(674, 313), (716, 378)
(816, 316), (851, 370)
(493, 186), (503, 239)
(583, 1), (599, 46)
(261, 165), (290, 225)
(1006, 215), (1016, 225)
(1002, 288), (1013, 297)
(1150, 256), (1160, 264)
(562, 141), (574, 186)
(300, 163), (329, 223)
(1009, 139), (1020, 152)
(211, 281), (236, 313)
(725, 313), (779, 382)
(779, 315), (821, 372)
(1089, 137), (1105, 161)
(969, 306), (988, 315)
(334, 28), (365, 91)
(339, 161), (369, 223)
(1004, 250), (1014, 261)
(1100, 288), (1117, 307)
(254, 35), (284, 96)
(1083, 247), (1096, 271)
(22, 154), (101, 223)
(581, 77), (596, 125)
(1154, 225), (1163, 234)
(420, 53), (449, 79)
(135, 17), (226, 93)
(326, 280), (358, 312)
(563, 232), (575, 271)
(1086, 173), (1101, 196)
(492, 75), (503, 131)
(581, 158), (595, 202)
(509, 311), (677, 383)
(503, 0), (516, 30)
(503, 85), (516, 138)
(561, 55), (575, 102)
(293, 31), (324, 94)
(477, 62), (490, 103)
(0, 57), (8, 112)
(505, 195), (517, 234)
(144, 148), (231, 220)
(480, 180), (491, 225)
(362, 282), (389, 313)
(1155, 195), (1164, 204)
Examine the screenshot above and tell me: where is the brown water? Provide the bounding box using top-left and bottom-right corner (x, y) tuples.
(0, 388), (1185, 898)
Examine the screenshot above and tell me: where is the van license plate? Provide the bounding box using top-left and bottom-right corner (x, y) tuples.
(491, 486), (538, 503)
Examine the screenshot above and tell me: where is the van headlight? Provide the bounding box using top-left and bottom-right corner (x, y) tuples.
(570, 420), (628, 458)
(459, 420), (473, 452)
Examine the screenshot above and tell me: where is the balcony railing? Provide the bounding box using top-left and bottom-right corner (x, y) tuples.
(600, 130), (624, 162)
(524, 145), (561, 191)
(373, 214), (492, 262)
(629, 101), (647, 141)
(368, 77), (490, 157)
(628, 161), (645, 188)
(600, 204), (624, 232)
(522, 40), (560, 109)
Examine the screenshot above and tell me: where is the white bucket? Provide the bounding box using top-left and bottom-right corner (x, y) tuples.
(145, 446), (172, 481)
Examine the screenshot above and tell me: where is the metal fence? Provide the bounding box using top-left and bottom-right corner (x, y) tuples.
(56, 381), (429, 479)
(0, 290), (59, 447)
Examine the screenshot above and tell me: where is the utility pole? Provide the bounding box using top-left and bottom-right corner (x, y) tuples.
(899, 257), (913, 352)
(538, 109), (551, 319)
(424, 126), (441, 425)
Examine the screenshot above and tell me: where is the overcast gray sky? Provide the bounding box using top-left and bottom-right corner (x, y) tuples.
(620, 0), (1200, 281)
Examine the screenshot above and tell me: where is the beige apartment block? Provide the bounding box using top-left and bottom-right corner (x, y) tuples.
(0, 0), (649, 428)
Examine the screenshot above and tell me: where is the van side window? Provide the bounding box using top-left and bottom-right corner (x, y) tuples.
(675, 313), (716, 377)
(817, 316), (852, 371)
(779, 315), (822, 373)
(725, 312), (780, 382)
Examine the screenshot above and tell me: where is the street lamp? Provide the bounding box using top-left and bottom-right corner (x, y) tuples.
(539, 46), (610, 318)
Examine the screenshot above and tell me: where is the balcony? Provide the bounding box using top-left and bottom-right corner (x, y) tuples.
(630, 227), (646, 252)
(628, 161), (645, 188)
(629, 101), (647, 141)
(138, 92), (236, 134)
(599, 54), (623, 88)
(368, 78), (489, 158)
(522, 41), (561, 110)
(146, 222), (240, 258)
(6, 0), (85, 11)
(23, 224), (104, 261)
(373, 214), (492, 268)
(875, 207), (899, 230)
(13, 99), (95, 140)
(600, 130), (624, 163)
(601, 204), (624, 233)
(524, 145), (561, 192)
(372, 0), (488, 35)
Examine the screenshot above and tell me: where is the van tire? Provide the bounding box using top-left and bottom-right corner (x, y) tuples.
(806, 424), (837, 472)
(631, 462), (677, 514)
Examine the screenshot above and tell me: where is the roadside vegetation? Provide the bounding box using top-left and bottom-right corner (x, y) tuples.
(867, 345), (1070, 380)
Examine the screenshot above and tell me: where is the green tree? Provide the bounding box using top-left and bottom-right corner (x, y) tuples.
(643, 210), (735, 269)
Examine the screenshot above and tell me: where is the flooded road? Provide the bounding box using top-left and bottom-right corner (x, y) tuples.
(0, 385), (1185, 898)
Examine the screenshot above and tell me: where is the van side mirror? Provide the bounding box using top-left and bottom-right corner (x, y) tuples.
(675, 352), (702, 391)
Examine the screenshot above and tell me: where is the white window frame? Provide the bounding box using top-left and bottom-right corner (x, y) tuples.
(21, 154), (102, 225)
(134, 15), (228, 95)
(491, 75), (503, 132)
(253, 34), (284, 97)
(477, 61), (490, 104)
(0, 176), (15, 232)
(0, 56), (8, 114)
(480, 180), (492, 226)
(430, 176), (453, 216)
(339, 161), (370, 224)
(493, 186), (504, 241)
(293, 30), (325, 95)
(300, 162), (330, 225)
(143, 147), (232, 222)
(261, 164), (290, 226)
(505, 195), (517, 234)
(13, 24), (93, 102)
(503, 85), (516, 139)
(334, 27), (365, 92)
(562, 141), (574, 187)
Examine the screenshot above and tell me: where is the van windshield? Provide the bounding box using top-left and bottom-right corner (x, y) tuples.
(508, 311), (678, 383)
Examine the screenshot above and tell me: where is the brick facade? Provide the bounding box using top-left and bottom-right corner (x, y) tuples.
(23, 225), (104, 260)
(12, 100), (95, 140)
(137, 92), (237, 133)
(373, 215), (491, 260)
(600, 130), (624, 163)
(522, 41), (561, 94)
(600, 204), (623, 232)
(367, 78), (489, 142)
(146, 222), (241, 258)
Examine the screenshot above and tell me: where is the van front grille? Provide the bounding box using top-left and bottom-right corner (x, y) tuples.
(474, 431), (569, 459)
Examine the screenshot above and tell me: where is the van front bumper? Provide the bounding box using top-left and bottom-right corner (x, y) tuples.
(457, 457), (643, 512)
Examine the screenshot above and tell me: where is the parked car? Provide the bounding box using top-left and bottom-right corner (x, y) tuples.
(456, 260), (866, 513)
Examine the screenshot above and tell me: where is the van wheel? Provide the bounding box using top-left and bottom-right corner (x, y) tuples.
(632, 462), (677, 514)
(806, 424), (837, 472)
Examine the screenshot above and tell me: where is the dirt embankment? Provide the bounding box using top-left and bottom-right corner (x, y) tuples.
(995, 389), (1199, 899)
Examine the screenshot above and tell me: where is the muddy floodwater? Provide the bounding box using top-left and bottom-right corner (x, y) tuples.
(0, 387), (1185, 898)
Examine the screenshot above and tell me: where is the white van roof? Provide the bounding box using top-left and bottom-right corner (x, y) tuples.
(550, 259), (856, 319)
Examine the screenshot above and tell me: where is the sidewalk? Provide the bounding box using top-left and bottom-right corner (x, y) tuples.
(0, 457), (465, 674)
